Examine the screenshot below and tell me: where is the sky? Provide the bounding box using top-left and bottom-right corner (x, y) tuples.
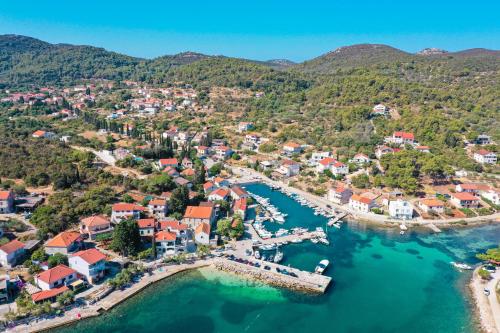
(0, 0), (499, 61)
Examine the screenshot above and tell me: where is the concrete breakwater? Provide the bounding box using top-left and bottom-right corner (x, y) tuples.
(213, 258), (331, 293)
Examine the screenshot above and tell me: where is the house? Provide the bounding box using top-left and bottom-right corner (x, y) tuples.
(455, 183), (490, 195)
(317, 157), (337, 173)
(473, 149), (497, 164)
(181, 168), (195, 177)
(0, 276), (9, 302)
(277, 160), (300, 177)
(283, 142), (302, 154)
(182, 158), (193, 169)
(214, 146), (233, 160)
(203, 182), (217, 194)
(310, 152), (331, 165)
(372, 104), (389, 116)
(419, 198), (445, 214)
(375, 146), (394, 159)
(158, 158), (178, 168)
(45, 231), (82, 255)
(351, 153), (371, 165)
(32, 130), (55, 139)
(148, 199), (168, 218)
(111, 203), (145, 223)
(174, 177), (192, 189)
(213, 177), (230, 188)
(386, 131), (415, 145)
(475, 134), (491, 145)
(327, 186), (352, 205)
(0, 191), (15, 214)
(196, 146), (210, 157)
(415, 146), (431, 153)
(69, 248), (106, 284)
(0, 240), (25, 268)
(158, 220), (188, 236)
(330, 161), (349, 176)
(233, 198), (248, 219)
(80, 215), (112, 240)
(480, 189), (499, 206)
(155, 231), (180, 256)
(34, 264), (77, 291)
(137, 218), (156, 237)
(388, 200), (413, 220)
(194, 223), (211, 245)
(238, 122), (254, 132)
(349, 194), (375, 213)
(163, 166), (179, 177)
(31, 286), (70, 304)
(450, 192), (480, 209)
(183, 206), (216, 229)
(230, 185), (249, 200)
(208, 188), (230, 202)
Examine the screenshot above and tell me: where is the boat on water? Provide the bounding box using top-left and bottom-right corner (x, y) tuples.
(333, 222), (341, 229)
(318, 238), (330, 245)
(450, 262), (473, 270)
(315, 259), (329, 274)
(311, 238), (319, 244)
(254, 250), (261, 259)
(274, 251), (284, 263)
(291, 238), (303, 243)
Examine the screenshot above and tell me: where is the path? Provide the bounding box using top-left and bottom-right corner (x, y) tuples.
(471, 268), (500, 333)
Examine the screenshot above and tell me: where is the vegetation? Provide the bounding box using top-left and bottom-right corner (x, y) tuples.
(109, 218), (142, 257)
(216, 216), (244, 239)
(477, 245), (500, 263)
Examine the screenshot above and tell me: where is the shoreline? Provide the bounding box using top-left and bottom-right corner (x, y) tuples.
(231, 167), (500, 231)
(469, 267), (500, 333)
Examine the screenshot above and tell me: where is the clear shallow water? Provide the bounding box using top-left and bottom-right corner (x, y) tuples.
(58, 183), (500, 333)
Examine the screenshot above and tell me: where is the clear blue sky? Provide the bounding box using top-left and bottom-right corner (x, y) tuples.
(0, 0), (499, 61)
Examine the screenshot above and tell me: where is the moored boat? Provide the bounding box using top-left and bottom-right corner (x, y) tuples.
(315, 259), (329, 274)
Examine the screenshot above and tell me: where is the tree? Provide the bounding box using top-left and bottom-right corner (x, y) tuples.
(56, 291), (75, 306)
(196, 244), (211, 257)
(169, 186), (189, 214)
(208, 163), (223, 177)
(351, 174), (371, 189)
(48, 253), (68, 268)
(476, 246), (500, 263)
(216, 217), (244, 239)
(110, 218), (142, 257)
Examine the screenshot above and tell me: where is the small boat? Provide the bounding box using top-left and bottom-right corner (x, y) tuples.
(274, 251), (284, 263)
(400, 224), (408, 231)
(311, 238), (319, 244)
(318, 238), (330, 245)
(315, 259), (330, 274)
(291, 238), (303, 243)
(333, 222), (341, 229)
(254, 250), (261, 259)
(451, 262), (473, 270)
(400, 231), (405, 235)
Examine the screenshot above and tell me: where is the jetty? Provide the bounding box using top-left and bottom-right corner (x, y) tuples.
(327, 212), (348, 226)
(426, 223), (442, 233)
(214, 257), (332, 293)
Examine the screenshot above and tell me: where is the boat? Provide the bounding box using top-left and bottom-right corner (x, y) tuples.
(333, 222), (341, 229)
(291, 238), (303, 243)
(318, 238), (330, 245)
(254, 250), (261, 259)
(274, 251), (284, 263)
(400, 231), (405, 235)
(315, 259), (329, 274)
(400, 224), (408, 231)
(311, 238), (319, 244)
(450, 262), (473, 270)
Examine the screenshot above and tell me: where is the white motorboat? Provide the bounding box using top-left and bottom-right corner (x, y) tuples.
(451, 262), (473, 270)
(315, 259), (330, 274)
(274, 251), (284, 263)
(333, 222), (341, 229)
(311, 238), (319, 244)
(291, 238), (303, 243)
(318, 238), (330, 245)
(254, 250), (261, 259)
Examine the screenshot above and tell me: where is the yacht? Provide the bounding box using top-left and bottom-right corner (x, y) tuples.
(274, 251), (284, 263)
(315, 260), (330, 274)
(451, 262), (473, 270)
(318, 238), (330, 245)
(254, 250), (261, 259)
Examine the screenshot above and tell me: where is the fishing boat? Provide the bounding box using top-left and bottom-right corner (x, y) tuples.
(450, 262), (473, 270)
(315, 259), (329, 274)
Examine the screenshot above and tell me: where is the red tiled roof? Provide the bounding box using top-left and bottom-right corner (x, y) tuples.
(203, 182), (215, 190)
(231, 185), (248, 197)
(420, 198), (445, 207)
(159, 158), (178, 165)
(452, 192), (479, 201)
(210, 188), (230, 198)
(184, 206), (213, 219)
(158, 220), (188, 231)
(0, 191), (12, 200)
(71, 248), (106, 265)
(0, 239), (24, 254)
(112, 203), (145, 212)
(319, 157), (336, 166)
(32, 130), (46, 137)
(394, 131), (414, 140)
(181, 168), (195, 176)
(233, 198), (247, 212)
(149, 199), (166, 206)
(195, 222), (211, 235)
(155, 231), (177, 242)
(32, 286), (69, 303)
(459, 183), (490, 191)
(36, 265), (76, 284)
(284, 142), (300, 148)
(137, 218), (155, 228)
(81, 215), (109, 228)
(476, 149), (494, 156)
(46, 232), (81, 248)
(351, 194), (373, 205)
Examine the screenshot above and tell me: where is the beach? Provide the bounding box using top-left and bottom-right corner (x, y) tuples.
(470, 268), (500, 333)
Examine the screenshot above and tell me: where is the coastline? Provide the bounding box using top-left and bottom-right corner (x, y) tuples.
(470, 267), (500, 333)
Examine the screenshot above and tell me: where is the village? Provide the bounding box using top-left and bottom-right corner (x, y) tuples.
(0, 79), (498, 330)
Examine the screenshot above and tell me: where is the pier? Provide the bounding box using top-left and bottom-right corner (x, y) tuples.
(327, 212), (348, 226)
(214, 257), (332, 293)
(426, 223), (442, 233)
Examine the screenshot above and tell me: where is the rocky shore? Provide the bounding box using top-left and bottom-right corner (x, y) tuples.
(470, 267), (500, 333)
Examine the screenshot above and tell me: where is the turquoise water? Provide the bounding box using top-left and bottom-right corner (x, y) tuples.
(58, 183), (500, 333)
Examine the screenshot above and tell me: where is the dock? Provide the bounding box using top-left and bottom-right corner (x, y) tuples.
(327, 212), (348, 226)
(214, 257), (332, 293)
(426, 223), (442, 233)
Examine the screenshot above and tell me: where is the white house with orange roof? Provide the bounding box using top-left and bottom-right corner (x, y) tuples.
(34, 264), (77, 290)
(208, 188), (230, 202)
(316, 157), (337, 173)
(111, 203), (145, 223)
(450, 192), (480, 209)
(194, 223), (211, 245)
(330, 160), (349, 176)
(473, 149), (497, 164)
(80, 215), (112, 240)
(0, 190), (14, 214)
(419, 198), (445, 214)
(385, 131), (415, 145)
(349, 194), (375, 213)
(283, 142), (302, 154)
(455, 183), (490, 195)
(148, 198), (168, 218)
(158, 158), (179, 168)
(69, 248), (106, 283)
(350, 153), (371, 165)
(0, 239), (25, 267)
(137, 218), (156, 237)
(214, 146), (233, 160)
(155, 231), (181, 256)
(182, 206), (216, 229)
(230, 185), (249, 200)
(45, 231), (82, 255)
(203, 181), (217, 194)
(328, 185), (352, 205)
(278, 159), (300, 177)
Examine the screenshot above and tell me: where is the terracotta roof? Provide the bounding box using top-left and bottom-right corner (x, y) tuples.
(420, 198), (445, 207)
(46, 232), (81, 248)
(203, 182), (215, 190)
(452, 192), (479, 201)
(319, 157), (336, 166)
(354, 153), (369, 159)
(459, 183), (491, 191)
(476, 149), (494, 156)
(159, 158), (178, 165)
(0, 239), (24, 254)
(32, 286), (69, 303)
(210, 188), (230, 198)
(284, 142), (300, 148)
(158, 220), (188, 231)
(351, 194), (373, 205)
(195, 222), (211, 235)
(282, 159), (298, 166)
(81, 215), (109, 228)
(137, 218), (155, 229)
(149, 199), (166, 206)
(155, 231), (177, 242)
(394, 131), (414, 140)
(36, 265), (76, 284)
(112, 203), (145, 212)
(32, 130), (46, 137)
(231, 185), (248, 197)
(181, 168), (195, 176)
(71, 248), (106, 265)
(0, 191), (12, 200)
(184, 206), (213, 219)
(233, 198), (247, 211)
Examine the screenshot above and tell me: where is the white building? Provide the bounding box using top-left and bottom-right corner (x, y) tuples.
(351, 153), (371, 165)
(194, 222), (211, 245)
(277, 160), (300, 177)
(473, 150), (497, 164)
(310, 152), (331, 165)
(481, 189), (499, 206)
(388, 200), (413, 220)
(69, 248), (106, 284)
(0, 240), (24, 268)
(34, 264), (77, 290)
(111, 203), (145, 223)
(0, 191), (14, 214)
(349, 194), (375, 213)
(327, 186), (352, 205)
(372, 104), (389, 116)
(148, 199), (168, 218)
(238, 122), (254, 132)
(385, 132), (415, 145)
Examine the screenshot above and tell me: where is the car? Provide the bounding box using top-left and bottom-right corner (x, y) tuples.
(289, 272), (298, 277)
(264, 265), (271, 270)
(484, 265), (496, 273)
(254, 263), (261, 268)
(484, 289), (491, 296)
(275, 267), (281, 273)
